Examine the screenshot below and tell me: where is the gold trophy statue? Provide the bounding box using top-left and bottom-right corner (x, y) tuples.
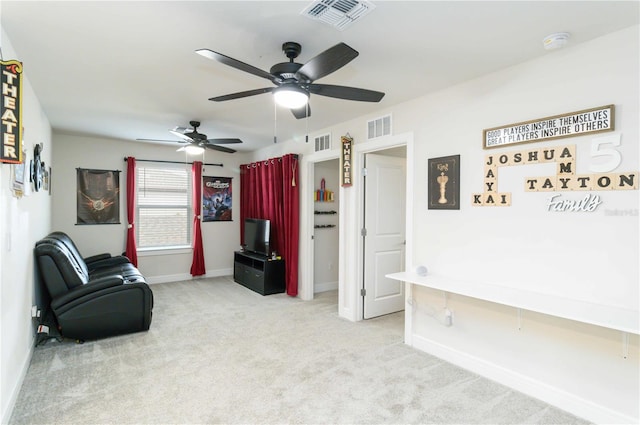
(436, 163), (449, 204)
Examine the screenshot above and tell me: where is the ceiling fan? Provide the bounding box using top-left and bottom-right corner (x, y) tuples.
(196, 41), (385, 119)
(137, 121), (242, 154)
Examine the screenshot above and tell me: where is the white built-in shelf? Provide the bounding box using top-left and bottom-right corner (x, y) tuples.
(386, 271), (639, 335)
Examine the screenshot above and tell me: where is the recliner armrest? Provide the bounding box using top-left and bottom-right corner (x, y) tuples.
(51, 275), (125, 310)
(86, 256), (131, 272)
(84, 253), (112, 263)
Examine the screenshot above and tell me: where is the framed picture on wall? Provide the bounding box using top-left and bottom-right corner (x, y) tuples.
(428, 155), (460, 210)
(76, 168), (121, 224)
(202, 176), (232, 222)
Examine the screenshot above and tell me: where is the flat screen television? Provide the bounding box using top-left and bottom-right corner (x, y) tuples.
(243, 218), (271, 257)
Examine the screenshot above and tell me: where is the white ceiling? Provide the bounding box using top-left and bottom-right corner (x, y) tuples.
(1, 1), (638, 153)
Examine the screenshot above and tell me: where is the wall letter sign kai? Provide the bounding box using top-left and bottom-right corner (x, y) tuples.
(1, 60), (23, 163)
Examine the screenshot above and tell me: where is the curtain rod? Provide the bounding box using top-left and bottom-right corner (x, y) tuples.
(123, 157), (223, 167)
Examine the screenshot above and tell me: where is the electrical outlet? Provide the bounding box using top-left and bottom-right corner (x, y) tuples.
(444, 308), (453, 327)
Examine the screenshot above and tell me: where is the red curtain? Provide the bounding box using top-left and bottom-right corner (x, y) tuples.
(125, 157), (138, 266)
(190, 161), (206, 276)
(240, 154), (299, 296)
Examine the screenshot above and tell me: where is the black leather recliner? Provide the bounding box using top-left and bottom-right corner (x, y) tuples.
(34, 231), (153, 341)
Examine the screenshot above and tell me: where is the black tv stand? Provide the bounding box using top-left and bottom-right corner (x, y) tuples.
(233, 251), (285, 295)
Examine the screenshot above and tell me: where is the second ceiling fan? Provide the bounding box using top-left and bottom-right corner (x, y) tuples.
(196, 41), (385, 119)
(137, 121), (242, 153)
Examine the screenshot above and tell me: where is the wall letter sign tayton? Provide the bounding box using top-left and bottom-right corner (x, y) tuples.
(472, 143), (638, 207)
(1, 60), (23, 163)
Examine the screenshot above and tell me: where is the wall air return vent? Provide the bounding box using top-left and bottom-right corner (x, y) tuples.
(301, 0), (376, 31)
(367, 114), (391, 140)
(314, 133), (331, 152)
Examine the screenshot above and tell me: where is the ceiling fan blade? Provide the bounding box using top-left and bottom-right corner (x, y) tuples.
(136, 138), (187, 143)
(291, 104), (311, 120)
(209, 87), (275, 102)
(196, 49), (279, 83)
(295, 43), (359, 83)
(206, 138), (243, 144)
(169, 130), (195, 142)
(204, 144), (236, 154)
(308, 84), (385, 102)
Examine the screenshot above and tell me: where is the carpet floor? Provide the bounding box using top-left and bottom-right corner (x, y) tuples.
(9, 276), (588, 424)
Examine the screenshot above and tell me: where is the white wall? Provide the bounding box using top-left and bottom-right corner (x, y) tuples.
(52, 133), (250, 283)
(0, 29), (53, 424)
(405, 29), (639, 309)
(398, 26), (639, 423)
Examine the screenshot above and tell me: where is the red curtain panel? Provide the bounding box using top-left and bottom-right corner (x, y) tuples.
(190, 161), (206, 276)
(281, 154), (299, 296)
(240, 154), (299, 296)
(125, 157), (138, 266)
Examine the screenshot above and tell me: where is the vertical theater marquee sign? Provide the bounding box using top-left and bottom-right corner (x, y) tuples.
(1, 60), (23, 164)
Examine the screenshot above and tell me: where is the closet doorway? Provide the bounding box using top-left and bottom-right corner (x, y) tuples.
(312, 159), (340, 295)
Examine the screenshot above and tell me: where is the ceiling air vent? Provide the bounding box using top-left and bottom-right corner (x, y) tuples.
(367, 114), (391, 140)
(314, 133), (331, 152)
(301, 0), (376, 31)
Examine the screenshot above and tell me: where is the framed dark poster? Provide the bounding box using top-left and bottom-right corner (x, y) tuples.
(203, 176), (232, 222)
(428, 155), (460, 210)
(76, 168), (120, 224)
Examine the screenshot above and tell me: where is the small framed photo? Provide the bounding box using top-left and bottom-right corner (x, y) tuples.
(428, 155), (460, 210)
(43, 167), (49, 192)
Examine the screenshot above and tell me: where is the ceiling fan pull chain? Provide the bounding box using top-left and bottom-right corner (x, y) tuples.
(273, 101), (278, 144)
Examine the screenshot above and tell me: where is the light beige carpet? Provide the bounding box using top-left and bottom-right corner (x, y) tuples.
(10, 276), (588, 424)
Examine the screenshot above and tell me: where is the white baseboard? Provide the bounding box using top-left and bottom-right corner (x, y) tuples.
(411, 334), (636, 425)
(2, 339), (35, 425)
(314, 281), (338, 293)
(145, 269), (232, 284)
(206, 268), (233, 278)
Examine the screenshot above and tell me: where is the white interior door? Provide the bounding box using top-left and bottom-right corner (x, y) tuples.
(363, 153), (406, 319)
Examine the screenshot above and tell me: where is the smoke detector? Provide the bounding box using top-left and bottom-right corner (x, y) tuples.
(301, 0), (376, 31)
(543, 32), (570, 50)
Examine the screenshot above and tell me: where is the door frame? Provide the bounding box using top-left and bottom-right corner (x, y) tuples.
(299, 132), (414, 323)
(347, 132), (414, 322)
(299, 149), (340, 301)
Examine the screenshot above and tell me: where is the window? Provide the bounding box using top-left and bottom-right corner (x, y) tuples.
(136, 162), (192, 250)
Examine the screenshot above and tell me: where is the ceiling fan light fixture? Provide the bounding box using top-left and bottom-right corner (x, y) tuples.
(274, 86), (309, 109)
(180, 145), (205, 155)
